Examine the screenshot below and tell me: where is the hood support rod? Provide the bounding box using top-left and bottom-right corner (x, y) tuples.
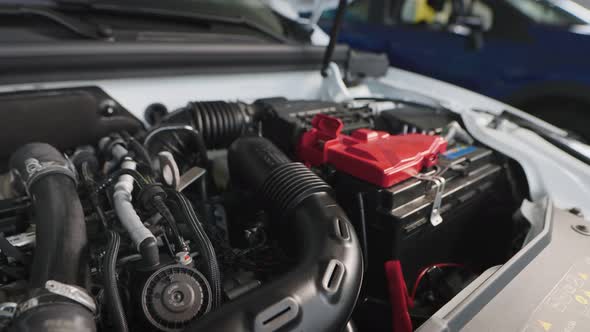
(321, 0), (347, 77)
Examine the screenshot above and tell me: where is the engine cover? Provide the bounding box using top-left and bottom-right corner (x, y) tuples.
(297, 114), (448, 188)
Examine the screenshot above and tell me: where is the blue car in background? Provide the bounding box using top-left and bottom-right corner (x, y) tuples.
(320, 0), (590, 138)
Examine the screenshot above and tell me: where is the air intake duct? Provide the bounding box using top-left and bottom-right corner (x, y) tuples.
(186, 136), (363, 331)
(163, 101), (252, 149)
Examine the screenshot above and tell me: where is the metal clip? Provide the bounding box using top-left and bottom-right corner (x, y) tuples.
(414, 173), (446, 226)
(45, 280), (97, 313)
(0, 302), (17, 319)
(430, 176), (446, 226)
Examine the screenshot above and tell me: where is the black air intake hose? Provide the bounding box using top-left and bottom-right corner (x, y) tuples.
(9, 143), (96, 332)
(162, 101), (251, 149)
(186, 137), (363, 332)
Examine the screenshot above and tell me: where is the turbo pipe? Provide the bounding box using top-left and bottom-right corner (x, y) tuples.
(9, 143), (95, 332)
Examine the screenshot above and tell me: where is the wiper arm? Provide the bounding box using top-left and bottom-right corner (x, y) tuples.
(0, 6), (111, 40)
(486, 109), (590, 164)
(73, 3), (288, 43)
(495, 110), (583, 141)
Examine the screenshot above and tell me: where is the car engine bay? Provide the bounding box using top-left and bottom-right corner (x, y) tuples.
(0, 87), (531, 332)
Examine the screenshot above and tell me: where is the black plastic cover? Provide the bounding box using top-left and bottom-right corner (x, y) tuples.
(0, 87), (141, 165)
(254, 98), (373, 156)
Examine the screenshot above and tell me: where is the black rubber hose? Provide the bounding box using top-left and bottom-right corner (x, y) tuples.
(81, 162), (108, 229)
(10, 143), (88, 288)
(187, 137), (363, 332)
(10, 302), (96, 332)
(104, 230), (128, 332)
(162, 101), (251, 149)
(9, 143), (96, 332)
(357, 193), (369, 274)
(167, 190), (222, 309)
(121, 131), (156, 178)
(31, 177), (86, 285)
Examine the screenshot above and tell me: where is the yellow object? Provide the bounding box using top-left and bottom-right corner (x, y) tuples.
(575, 294), (588, 305)
(579, 272), (588, 280)
(538, 320), (552, 331)
(415, 0), (437, 23)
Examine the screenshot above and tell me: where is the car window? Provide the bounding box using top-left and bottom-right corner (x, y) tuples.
(397, 0), (493, 30)
(399, 0), (453, 25)
(320, 0), (371, 23)
(347, 0), (371, 22)
(504, 0), (587, 25)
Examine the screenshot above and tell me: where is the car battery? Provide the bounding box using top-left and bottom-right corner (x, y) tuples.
(352, 144), (507, 291)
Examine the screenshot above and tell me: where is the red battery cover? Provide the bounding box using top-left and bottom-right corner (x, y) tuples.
(297, 114), (447, 188)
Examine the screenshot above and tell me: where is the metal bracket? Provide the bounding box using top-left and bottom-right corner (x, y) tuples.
(414, 174), (446, 226)
(430, 176), (446, 226)
(177, 166), (206, 192)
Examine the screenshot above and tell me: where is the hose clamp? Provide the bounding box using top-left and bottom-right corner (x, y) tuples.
(15, 281), (96, 317)
(18, 157), (77, 192)
(0, 302), (17, 319)
(45, 280), (97, 314)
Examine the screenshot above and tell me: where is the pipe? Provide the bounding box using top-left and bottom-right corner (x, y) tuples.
(187, 137), (363, 331)
(99, 136), (129, 174)
(8, 143), (95, 332)
(112, 159), (159, 267)
(104, 230), (128, 332)
(357, 192), (369, 274)
(121, 131), (155, 178)
(9, 143), (87, 287)
(10, 302), (96, 332)
(162, 101), (252, 149)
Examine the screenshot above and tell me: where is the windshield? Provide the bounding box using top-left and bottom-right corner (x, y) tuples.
(0, 0), (296, 43)
(504, 0), (590, 25)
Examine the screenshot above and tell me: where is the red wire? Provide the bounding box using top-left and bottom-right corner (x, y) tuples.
(409, 263), (464, 304)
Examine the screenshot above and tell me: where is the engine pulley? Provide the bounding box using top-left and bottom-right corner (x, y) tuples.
(141, 264), (212, 332)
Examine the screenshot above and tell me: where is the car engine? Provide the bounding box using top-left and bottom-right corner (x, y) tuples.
(0, 87), (529, 332)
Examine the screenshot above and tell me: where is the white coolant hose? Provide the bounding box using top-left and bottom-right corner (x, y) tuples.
(113, 158), (159, 267)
